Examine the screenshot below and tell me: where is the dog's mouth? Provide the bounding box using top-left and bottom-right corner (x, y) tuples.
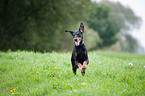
(75, 40), (81, 46)
(74, 38), (81, 46)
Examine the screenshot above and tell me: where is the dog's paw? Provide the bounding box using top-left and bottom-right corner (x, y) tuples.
(82, 67), (86, 72)
(81, 72), (85, 76)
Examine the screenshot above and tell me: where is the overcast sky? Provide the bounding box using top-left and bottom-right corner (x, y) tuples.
(92, 0), (145, 49)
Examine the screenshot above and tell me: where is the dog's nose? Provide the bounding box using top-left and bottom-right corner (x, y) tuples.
(74, 39), (77, 42)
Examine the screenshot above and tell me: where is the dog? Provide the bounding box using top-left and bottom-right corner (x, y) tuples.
(65, 23), (89, 75)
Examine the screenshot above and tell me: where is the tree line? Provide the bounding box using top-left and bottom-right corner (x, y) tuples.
(0, 0), (141, 52)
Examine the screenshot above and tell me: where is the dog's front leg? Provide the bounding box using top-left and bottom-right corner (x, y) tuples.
(75, 61), (83, 71)
(83, 61), (87, 68)
(83, 59), (89, 67)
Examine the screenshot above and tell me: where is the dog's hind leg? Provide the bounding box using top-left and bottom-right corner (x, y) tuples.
(71, 56), (77, 75)
(72, 65), (77, 75)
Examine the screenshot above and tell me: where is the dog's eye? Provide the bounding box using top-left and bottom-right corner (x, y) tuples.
(77, 33), (80, 35)
(77, 33), (81, 37)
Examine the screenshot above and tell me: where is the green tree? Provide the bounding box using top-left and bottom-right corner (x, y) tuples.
(85, 25), (102, 50)
(86, 1), (142, 52)
(100, 0), (141, 32)
(0, 0), (91, 52)
(100, 1), (142, 52)
(120, 34), (138, 53)
(86, 3), (120, 48)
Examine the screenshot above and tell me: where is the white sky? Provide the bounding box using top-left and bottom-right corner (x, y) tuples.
(92, 0), (145, 49)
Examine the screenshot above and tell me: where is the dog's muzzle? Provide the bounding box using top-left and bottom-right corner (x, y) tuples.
(74, 38), (81, 46)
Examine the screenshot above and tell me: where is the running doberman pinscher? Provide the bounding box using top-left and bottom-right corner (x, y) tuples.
(65, 23), (89, 76)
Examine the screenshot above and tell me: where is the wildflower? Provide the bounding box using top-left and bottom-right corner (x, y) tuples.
(144, 66), (145, 68)
(13, 88), (16, 92)
(55, 67), (58, 69)
(36, 72), (39, 74)
(59, 68), (61, 69)
(126, 63), (133, 84)
(83, 83), (88, 85)
(10, 90), (13, 92)
(11, 92), (14, 94)
(129, 63), (133, 66)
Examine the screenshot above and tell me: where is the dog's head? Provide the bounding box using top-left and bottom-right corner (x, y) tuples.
(65, 23), (84, 46)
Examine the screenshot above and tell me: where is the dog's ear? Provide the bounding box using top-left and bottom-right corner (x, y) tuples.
(65, 30), (74, 35)
(79, 23), (84, 33)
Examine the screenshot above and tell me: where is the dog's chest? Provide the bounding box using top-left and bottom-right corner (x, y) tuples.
(75, 47), (86, 61)
(76, 49), (85, 56)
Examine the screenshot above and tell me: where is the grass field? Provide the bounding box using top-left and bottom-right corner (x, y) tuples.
(0, 51), (145, 96)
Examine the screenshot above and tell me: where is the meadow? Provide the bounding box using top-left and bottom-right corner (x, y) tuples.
(0, 51), (145, 96)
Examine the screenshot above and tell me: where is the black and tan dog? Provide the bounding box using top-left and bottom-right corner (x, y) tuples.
(65, 23), (89, 75)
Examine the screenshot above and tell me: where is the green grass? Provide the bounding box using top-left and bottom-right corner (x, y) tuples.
(0, 50), (145, 96)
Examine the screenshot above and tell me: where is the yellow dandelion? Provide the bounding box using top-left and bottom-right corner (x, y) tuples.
(11, 92), (14, 94)
(36, 72), (39, 74)
(10, 90), (13, 92)
(13, 88), (16, 92)
(83, 83), (88, 85)
(59, 68), (61, 69)
(55, 67), (58, 69)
